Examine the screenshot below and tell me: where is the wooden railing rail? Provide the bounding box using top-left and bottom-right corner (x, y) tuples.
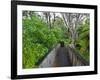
(39, 44), (60, 68)
(67, 46), (89, 66)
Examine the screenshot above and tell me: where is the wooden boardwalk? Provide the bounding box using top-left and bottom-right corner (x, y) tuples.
(39, 44), (72, 68)
(39, 43), (89, 68)
(53, 46), (72, 67)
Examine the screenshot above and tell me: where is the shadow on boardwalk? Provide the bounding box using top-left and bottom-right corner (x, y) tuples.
(53, 46), (72, 67)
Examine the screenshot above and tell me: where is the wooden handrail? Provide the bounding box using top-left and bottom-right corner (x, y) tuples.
(67, 46), (89, 66)
(35, 43), (58, 66)
(39, 44), (60, 68)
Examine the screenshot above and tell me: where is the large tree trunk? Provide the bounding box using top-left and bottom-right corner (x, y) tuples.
(61, 13), (89, 48)
(48, 13), (51, 29)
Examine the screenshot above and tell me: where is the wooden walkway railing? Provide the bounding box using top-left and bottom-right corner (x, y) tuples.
(39, 44), (60, 68)
(67, 46), (89, 66)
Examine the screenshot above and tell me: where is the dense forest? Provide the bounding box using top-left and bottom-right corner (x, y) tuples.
(22, 11), (90, 68)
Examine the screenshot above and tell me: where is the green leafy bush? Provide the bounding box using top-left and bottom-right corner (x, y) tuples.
(22, 14), (66, 68)
(75, 19), (89, 62)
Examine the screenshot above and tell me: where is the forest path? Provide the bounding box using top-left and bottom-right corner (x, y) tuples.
(39, 43), (88, 68)
(53, 46), (72, 67)
(39, 44), (72, 68)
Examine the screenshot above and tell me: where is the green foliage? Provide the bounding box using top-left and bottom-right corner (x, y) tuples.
(75, 19), (89, 62)
(22, 13), (66, 68)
